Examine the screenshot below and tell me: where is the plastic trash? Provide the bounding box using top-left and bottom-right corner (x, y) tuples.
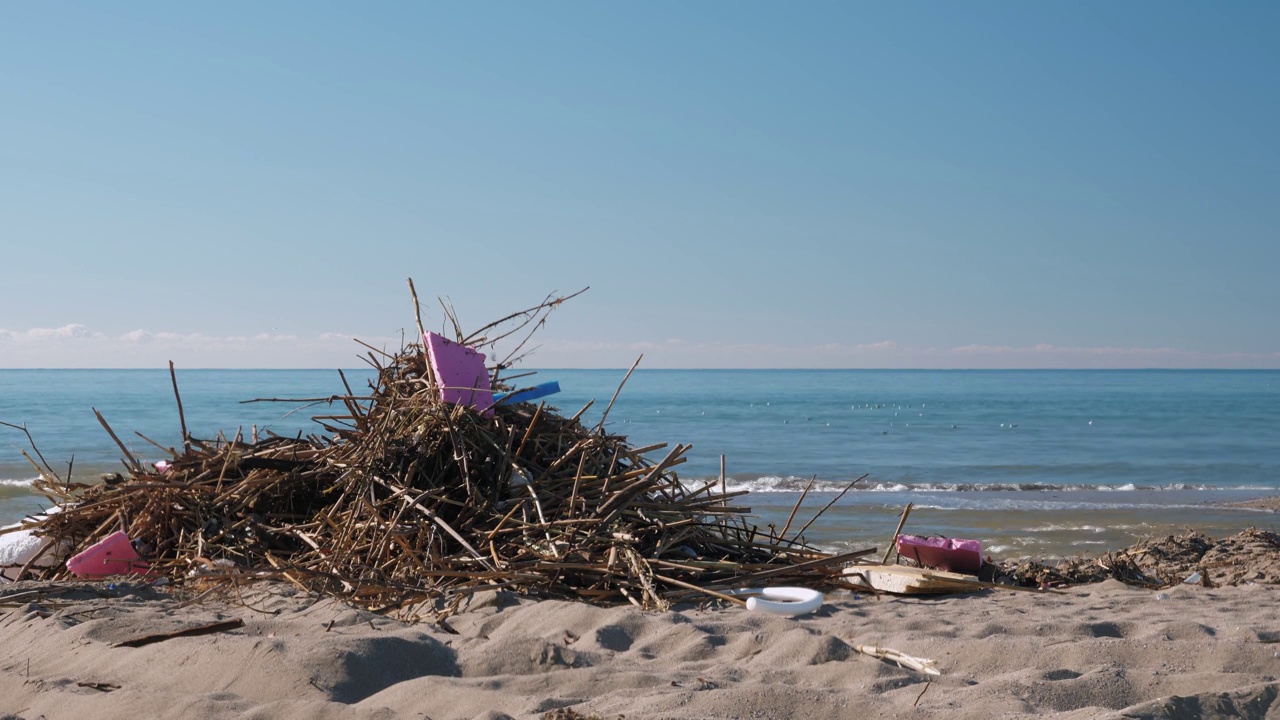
(895, 535), (982, 574)
(1, 509), (69, 582)
(729, 587), (824, 617)
(492, 381), (561, 407)
(1183, 572), (1202, 585)
(0, 528), (52, 582)
(66, 531), (150, 578)
(424, 331), (494, 416)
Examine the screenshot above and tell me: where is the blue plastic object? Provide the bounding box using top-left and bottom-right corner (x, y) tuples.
(492, 381), (561, 406)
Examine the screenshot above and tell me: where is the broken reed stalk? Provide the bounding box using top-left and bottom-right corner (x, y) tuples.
(407, 277), (435, 387)
(852, 644), (940, 676)
(719, 455), (727, 505)
(778, 475), (816, 542)
(597, 355), (642, 432)
(438, 295), (464, 342)
(651, 573), (747, 607)
(464, 287), (588, 350)
(169, 361), (190, 454)
(791, 473), (868, 541)
(882, 502), (914, 565)
(0, 420), (61, 484)
(92, 409), (143, 474)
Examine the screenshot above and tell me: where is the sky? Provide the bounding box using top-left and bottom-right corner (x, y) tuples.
(1, 2), (1277, 369)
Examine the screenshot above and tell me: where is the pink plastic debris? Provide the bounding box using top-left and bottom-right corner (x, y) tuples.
(424, 331), (495, 416)
(154, 460), (172, 474)
(66, 531), (150, 578)
(895, 534), (982, 574)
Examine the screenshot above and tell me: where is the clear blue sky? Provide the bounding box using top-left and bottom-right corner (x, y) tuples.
(2, 2), (1277, 368)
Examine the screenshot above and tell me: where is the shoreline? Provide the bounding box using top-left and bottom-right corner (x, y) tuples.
(1222, 496), (1280, 512)
(6, 487), (1280, 566)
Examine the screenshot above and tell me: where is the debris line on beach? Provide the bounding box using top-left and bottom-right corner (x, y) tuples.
(996, 529), (1280, 589)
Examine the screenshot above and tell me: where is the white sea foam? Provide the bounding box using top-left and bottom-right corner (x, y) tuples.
(867, 483), (910, 492)
(714, 475), (854, 493)
(1023, 523), (1151, 533)
(686, 475), (1259, 495)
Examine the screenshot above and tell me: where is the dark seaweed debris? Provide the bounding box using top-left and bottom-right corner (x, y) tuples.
(996, 529), (1280, 589)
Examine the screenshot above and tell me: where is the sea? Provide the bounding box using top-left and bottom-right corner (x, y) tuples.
(2, 369), (1278, 559)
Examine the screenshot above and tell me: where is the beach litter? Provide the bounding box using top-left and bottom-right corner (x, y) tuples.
(0, 282), (872, 619)
(0, 527), (56, 582)
(725, 586), (825, 616)
(65, 531), (150, 579)
(895, 534), (982, 574)
(851, 644), (941, 676)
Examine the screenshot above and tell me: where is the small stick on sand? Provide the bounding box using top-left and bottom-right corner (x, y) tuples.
(853, 643), (940, 676)
(914, 680), (932, 706)
(113, 618), (245, 648)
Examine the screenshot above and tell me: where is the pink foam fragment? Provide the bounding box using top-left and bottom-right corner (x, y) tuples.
(424, 332), (495, 416)
(896, 534), (982, 574)
(66, 530), (151, 578)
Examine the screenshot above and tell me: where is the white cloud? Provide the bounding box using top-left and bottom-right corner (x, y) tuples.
(0, 324), (401, 368)
(0, 324), (100, 341)
(0, 324), (1276, 369)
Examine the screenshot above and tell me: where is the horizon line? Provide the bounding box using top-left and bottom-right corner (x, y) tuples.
(3, 367), (1279, 372)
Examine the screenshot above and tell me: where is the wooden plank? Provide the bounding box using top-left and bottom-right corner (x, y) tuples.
(842, 564), (1059, 595)
(842, 565), (977, 595)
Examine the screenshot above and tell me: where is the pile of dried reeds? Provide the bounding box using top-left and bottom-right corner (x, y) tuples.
(9, 285), (865, 614)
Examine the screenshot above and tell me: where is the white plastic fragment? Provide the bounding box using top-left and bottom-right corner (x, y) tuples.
(729, 587), (824, 617)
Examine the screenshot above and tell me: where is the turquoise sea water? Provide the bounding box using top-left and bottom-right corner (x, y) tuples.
(2, 369), (1278, 557)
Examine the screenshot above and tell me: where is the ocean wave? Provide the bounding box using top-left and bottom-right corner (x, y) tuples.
(1022, 524), (1108, 534)
(0, 477), (38, 499)
(691, 475), (1274, 494)
(1022, 523), (1149, 533)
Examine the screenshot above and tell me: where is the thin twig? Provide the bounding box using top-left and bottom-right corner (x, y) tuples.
(169, 361), (190, 454)
(881, 502), (914, 565)
(596, 355), (643, 433)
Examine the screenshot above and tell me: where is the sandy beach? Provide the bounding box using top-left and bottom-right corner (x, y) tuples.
(4, 576), (1280, 720)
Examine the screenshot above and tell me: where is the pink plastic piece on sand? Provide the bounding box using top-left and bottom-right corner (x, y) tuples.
(66, 531), (150, 578)
(424, 331), (495, 416)
(895, 535), (982, 574)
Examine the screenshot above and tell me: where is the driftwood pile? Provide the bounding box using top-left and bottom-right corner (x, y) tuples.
(9, 289), (864, 614)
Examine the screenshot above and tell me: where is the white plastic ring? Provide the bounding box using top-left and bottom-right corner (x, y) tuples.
(728, 587), (824, 617)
